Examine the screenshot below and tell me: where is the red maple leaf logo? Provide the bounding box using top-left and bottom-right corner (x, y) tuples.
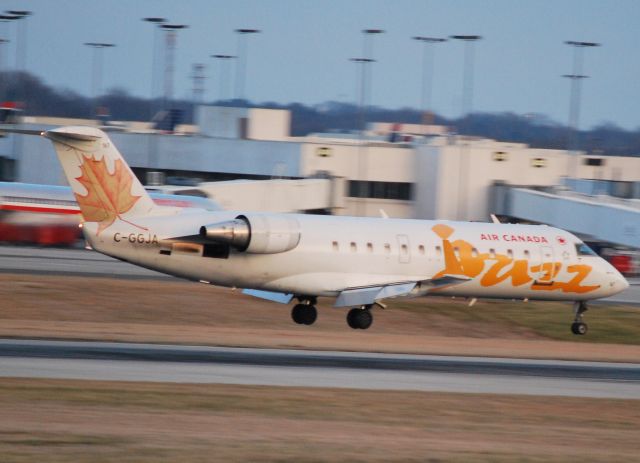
(557, 236), (567, 245)
(73, 154), (142, 234)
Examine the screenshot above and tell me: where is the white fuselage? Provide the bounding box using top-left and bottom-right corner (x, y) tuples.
(84, 209), (628, 303)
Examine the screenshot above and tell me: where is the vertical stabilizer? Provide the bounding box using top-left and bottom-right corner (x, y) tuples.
(43, 126), (157, 233)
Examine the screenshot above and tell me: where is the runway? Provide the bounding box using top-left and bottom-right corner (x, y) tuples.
(0, 245), (637, 303)
(0, 245), (169, 279)
(1, 340), (639, 399)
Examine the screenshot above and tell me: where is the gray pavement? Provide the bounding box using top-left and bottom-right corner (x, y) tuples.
(0, 245), (170, 279)
(0, 340), (639, 399)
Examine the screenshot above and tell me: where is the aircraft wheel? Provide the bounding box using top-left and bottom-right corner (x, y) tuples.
(571, 322), (588, 336)
(347, 308), (373, 330)
(291, 304), (317, 325)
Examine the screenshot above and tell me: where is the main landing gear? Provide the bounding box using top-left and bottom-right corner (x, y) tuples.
(291, 298), (317, 326)
(571, 301), (588, 335)
(347, 306), (373, 330)
(290, 299), (375, 330)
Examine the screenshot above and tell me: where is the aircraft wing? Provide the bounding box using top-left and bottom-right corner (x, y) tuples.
(241, 275), (472, 307)
(242, 289), (294, 304)
(334, 275), (472, 307)
(334, 282), (417, 307)
(422, 275), (473, 290)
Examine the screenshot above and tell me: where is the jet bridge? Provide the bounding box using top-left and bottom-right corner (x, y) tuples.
(150, 177), (344, 214)
(492, 184), (640, 249)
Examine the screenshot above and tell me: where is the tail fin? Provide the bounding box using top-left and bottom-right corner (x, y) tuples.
(44, 126), (157, 233)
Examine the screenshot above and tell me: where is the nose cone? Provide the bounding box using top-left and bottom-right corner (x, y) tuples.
(618, 273), (630, 292)
(602, 264), (629, 297)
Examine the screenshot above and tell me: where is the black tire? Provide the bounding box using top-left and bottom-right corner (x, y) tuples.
(347, 308), (373, 330)
(571, 322), (588, 335)
(291, 304), (306, 324)
(292, 304), (317, 326)
(302, 305), (318, 325)
(347, 308), (359, 329)
(355, 309), (373, 330)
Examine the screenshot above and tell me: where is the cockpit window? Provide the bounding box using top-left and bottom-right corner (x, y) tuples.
(575, 243), (597, 256)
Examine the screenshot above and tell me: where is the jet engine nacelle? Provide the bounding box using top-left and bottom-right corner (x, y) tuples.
(199, 213), (301, 254)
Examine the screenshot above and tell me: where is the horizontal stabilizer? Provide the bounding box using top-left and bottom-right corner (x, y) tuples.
(242, 289), (294, 304)
(44, 130), (100, 142)
(0, 126), (100, 142)
(0, 127), (44, 136)
(334, 282), (416, 307)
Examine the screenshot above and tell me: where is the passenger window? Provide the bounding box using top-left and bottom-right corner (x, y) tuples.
(524, 250), (530, 258)
(384, 243), (391, 255)
(435, 246), (442, 256)
(471, 248), (478, 258)
(366, 242), (373, 253)
(350, 242), (357, 252)
(418, 244), (425, 255)
(453, 246), (460, 258)
(507, 249), (513, 259)
(332, 241), (339, 252)
(489, 248), (496, 259)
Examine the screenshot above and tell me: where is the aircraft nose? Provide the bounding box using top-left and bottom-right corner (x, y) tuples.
(618, 273), (630, 292)
(597, 257), (629, 297)
(606, 267), (629, 296)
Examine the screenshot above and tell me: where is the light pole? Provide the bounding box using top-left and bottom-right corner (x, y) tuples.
(142, 17), (166, 121)
(160, 24), (188, 110)
(349, 58), (375, 133)
(6, 10), (30, 70)
(0, 14), (18, 103)
(450, 35), (481, 126)
(361, 29), (384, 121)
(350, 57), (375, 216)
(211, 54), (236, 101)
(0, 38), (8, 104)
(412, 36), (446, 124)
(451, 34), (481, 221)
(190, 63), (206, 104)
(5, 11), (30, 112)
(234, 28), (260, 102)
(351, 29), (384, 217)
(84, 42), (116, 120)
(564, 40), (600, 179)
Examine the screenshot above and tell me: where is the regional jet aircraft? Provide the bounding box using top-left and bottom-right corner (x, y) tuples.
(1, 126), (629, 334)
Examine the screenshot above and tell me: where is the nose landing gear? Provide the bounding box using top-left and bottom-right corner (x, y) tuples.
(571, 301), (588, 335)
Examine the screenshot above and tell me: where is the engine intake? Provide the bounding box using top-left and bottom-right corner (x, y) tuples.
(199, 214), (301, 254)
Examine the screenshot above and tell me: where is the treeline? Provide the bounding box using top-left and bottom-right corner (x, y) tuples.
(2, 71), (639, 156)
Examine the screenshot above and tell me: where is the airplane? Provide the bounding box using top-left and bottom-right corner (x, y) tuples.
(0, 180), (220, 216)
(1, 125), (629, 334)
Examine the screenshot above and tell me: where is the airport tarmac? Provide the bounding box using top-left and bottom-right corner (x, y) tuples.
(0, 245), (637, 304)
(1, 340), (639, 399)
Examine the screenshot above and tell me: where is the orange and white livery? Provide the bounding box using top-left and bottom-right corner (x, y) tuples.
(3, 126), (629, 335)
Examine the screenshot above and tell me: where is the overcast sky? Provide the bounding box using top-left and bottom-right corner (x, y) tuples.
(2, 0), (639, 129)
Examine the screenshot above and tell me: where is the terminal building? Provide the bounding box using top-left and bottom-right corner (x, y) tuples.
(1, 105), (639, 250)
